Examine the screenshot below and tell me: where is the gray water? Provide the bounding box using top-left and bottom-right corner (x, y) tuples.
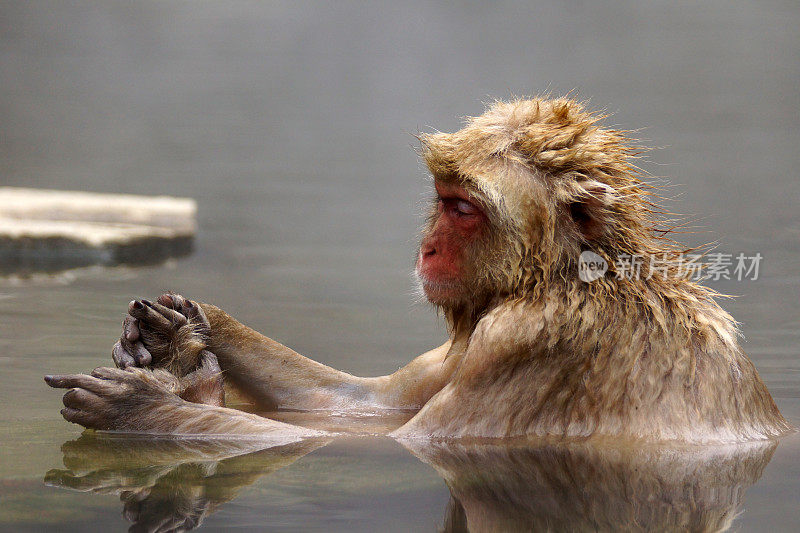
(1, 1), (799, 531)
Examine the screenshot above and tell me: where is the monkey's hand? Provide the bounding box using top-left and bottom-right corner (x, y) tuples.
(177, 350), (225, 407)
(45, 366), (191, 433)
(45, 354), (227, 431)
(45, 364), (316, 438)
(112, 293), (209, 378)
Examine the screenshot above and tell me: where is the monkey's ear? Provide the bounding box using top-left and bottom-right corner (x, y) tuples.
(568, 180), (616, 241)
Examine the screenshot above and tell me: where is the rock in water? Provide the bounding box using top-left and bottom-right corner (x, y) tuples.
(0, 188), (197, 274)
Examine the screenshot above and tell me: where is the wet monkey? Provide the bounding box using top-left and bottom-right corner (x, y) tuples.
(47, 97), (790, 443)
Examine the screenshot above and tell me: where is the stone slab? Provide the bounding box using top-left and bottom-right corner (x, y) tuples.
(0, 187), (197, 273)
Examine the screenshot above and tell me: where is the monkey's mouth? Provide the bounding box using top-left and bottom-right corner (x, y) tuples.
(415, 266), (463, 304)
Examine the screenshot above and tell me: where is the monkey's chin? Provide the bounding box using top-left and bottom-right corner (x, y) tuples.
(416, 272), (465, 307)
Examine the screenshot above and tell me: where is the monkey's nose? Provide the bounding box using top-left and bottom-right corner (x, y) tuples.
(421, 242), (437, 258)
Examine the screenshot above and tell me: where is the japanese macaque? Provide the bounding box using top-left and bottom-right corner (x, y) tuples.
(46, 96), (791, 443)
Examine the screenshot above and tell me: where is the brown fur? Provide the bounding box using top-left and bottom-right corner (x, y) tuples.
(137, 307), (209, 377)
(395, 96), (790, 442)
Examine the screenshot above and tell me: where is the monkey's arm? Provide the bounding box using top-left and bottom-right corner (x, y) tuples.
(200, 303), (456, 411)
(116, 294), (458, 411)
(45, 366), (326, 440)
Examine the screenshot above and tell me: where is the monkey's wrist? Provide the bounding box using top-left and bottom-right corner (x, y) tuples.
(197, 302), (229, 348)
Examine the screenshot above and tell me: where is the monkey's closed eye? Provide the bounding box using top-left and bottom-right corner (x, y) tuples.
(440, 197), (481, 217)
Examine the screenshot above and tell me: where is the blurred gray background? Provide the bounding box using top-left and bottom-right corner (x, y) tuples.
(1, 1), (798, 530)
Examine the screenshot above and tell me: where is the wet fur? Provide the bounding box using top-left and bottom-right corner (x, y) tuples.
(138, 319), (208, 378)
(395, 96), (790, 442)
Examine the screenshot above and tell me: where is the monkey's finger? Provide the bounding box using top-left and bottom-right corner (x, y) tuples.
(123, 315), (140, 342)
(62, 388), (101, 409)
(131, 341), (152, 366)
(158, 292), (185, 310)
(183, 300), (211, 332)
(156, 292), (174, 308)
(118, 332), (152, 367)
(128, 300), (172, 332)
(112, 341), (136, 369)
(59, 407), (83, 424)
(90, 366), (129, 380)
(180, 299), (199, 319)
(60, 407), (106, 430)
(45, 374), (109, 393)
(119, 329), (136, 355)
(148, 301), (188, 327)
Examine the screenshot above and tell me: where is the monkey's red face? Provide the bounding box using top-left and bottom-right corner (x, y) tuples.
(416, 181), (487, 306)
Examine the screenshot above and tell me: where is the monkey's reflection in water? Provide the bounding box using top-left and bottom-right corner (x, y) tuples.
(407, 439), (777, 533)
(45, 435), (776, 533)
(45, 435), (331, 532)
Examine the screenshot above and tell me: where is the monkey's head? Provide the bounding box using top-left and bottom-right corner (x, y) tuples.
(416, 97), (668, 318)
